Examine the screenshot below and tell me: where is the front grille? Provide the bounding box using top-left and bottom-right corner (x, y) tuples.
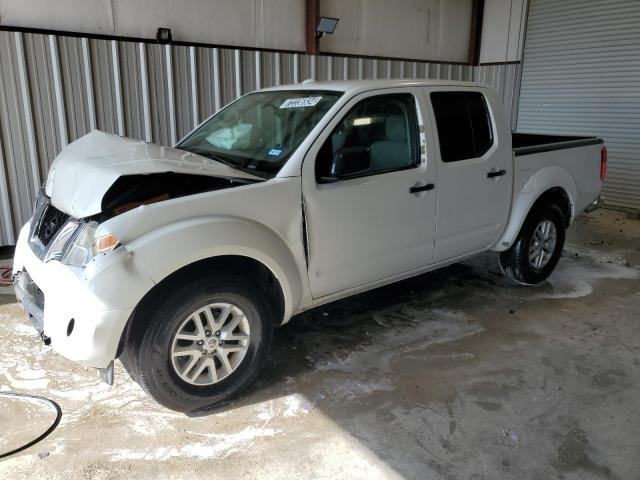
(36, 204), (69, 247)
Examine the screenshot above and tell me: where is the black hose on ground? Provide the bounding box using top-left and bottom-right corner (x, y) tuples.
(0, 392), (62, 460)
(0, 267), (13, 286)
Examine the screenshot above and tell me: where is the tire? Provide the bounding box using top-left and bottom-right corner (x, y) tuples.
(121, 273), (274, 413)
(499, 203), (566, 285)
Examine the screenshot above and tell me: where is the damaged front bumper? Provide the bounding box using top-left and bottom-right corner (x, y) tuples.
(13, 269), (48, 343)
(12, 222), (154, 379)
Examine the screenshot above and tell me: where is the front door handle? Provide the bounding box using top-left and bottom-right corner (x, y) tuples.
(487, 169), (506, 178)
(409, 183), (435, 194)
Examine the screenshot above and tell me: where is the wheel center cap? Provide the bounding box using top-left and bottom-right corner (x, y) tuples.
(207, 338), (218, 350)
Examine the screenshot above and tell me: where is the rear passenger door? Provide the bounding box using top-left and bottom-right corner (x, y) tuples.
(428, 89), (512, 263)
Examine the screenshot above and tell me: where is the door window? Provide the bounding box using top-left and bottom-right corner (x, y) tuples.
(430, 91), (494, 162)
(316, 94), (419, 181)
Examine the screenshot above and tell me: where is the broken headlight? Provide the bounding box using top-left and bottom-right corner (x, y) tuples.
(42, 219), (80, 263)
(60, 222), (98, 267)
(60, 222), (121, 267)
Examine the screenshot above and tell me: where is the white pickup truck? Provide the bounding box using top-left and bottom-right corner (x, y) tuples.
(13, 79), (605, 412)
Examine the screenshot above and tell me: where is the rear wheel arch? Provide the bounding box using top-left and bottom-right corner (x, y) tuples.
(499, 202), (567, 285)
(529, 187), (573, 228)
(506, 186), (572, 257)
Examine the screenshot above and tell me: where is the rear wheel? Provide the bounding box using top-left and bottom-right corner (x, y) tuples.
(122, 274), (273, 413)
(499, 203), (566, 285)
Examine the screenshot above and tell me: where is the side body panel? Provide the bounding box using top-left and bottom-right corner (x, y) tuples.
(98, 177), (310, 322)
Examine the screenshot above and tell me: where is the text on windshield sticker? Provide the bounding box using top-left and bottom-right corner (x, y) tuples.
(279, 96), (323, 109)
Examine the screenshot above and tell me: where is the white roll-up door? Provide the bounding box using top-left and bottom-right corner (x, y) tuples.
(517, 0), (640, 210)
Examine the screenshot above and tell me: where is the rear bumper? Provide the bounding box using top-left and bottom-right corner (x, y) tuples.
(13, 222), (154, 369)
(584, 195), (605, 213)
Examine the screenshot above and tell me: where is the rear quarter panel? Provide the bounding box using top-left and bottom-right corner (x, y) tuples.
(495, 142), (602, 251)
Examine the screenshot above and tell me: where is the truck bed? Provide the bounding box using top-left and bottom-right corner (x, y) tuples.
(512, 133), (603, 156)
(509, 132), (604, 220)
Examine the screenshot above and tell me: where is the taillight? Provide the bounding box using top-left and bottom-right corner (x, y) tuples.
(600, 146), (607, 182)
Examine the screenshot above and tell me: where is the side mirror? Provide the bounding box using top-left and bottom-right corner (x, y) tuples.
(322, 147), (371, 182)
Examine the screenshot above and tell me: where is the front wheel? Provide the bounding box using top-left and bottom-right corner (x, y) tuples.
(499, 203), (566, 285)
(121, 274), (274, 413)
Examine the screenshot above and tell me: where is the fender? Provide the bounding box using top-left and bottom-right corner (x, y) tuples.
(122, 216), (307, 322)
(493, 165), (576, 252)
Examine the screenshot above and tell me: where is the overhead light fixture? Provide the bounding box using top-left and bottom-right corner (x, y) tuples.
(316, 17), (339, 38)
(156, 28), (172, 44)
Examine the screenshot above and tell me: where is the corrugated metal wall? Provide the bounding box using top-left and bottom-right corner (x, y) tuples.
(476, 62), (522, 127)
(517, 0), (640, 210)
(0, 29), (520, 245)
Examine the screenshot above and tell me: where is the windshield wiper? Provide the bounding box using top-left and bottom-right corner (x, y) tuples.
(177, 147), (234, 167)
(177, 147), (269, 179)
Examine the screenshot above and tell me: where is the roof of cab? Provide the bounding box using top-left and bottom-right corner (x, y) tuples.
(260, 78), (484, 95)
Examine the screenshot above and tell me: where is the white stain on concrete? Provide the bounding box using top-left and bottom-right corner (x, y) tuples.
(3, 371), (49, 389)
(109, 426), (280, 461)
(540, 258), (638, 299)
(283, 394), (304, 417)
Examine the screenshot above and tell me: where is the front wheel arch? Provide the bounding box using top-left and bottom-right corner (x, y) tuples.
(121, 272), (275, 412)
(116, 255), (285, 359)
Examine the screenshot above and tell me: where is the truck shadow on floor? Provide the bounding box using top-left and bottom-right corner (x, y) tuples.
(186, 252), (634, 479)
(193, 252), (529, 417)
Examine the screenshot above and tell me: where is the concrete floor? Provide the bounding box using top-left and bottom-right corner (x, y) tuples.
(0, 208), (639, 480)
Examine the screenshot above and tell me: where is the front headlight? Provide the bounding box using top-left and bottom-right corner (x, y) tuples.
(61, 222), (97, 267)
(43, 219), (80, 262)
(60, 222), (120, 267)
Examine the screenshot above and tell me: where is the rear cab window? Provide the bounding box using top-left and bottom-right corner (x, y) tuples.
(430, 91), (494, 162)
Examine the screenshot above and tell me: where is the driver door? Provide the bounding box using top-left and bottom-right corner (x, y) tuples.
(301, 89), (437, 299)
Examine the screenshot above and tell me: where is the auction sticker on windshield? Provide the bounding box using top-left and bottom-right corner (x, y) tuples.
(266, 147), (284, 157)
(280, 97), (323, 109)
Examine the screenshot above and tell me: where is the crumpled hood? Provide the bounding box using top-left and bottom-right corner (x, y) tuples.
(45, 130), (263, 218)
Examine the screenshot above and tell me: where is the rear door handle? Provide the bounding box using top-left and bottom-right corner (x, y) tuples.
(409, 183), (435, 194)
(487, 169), (506, 178)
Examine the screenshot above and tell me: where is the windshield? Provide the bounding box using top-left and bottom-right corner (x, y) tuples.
(178, 90), (343, 178)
